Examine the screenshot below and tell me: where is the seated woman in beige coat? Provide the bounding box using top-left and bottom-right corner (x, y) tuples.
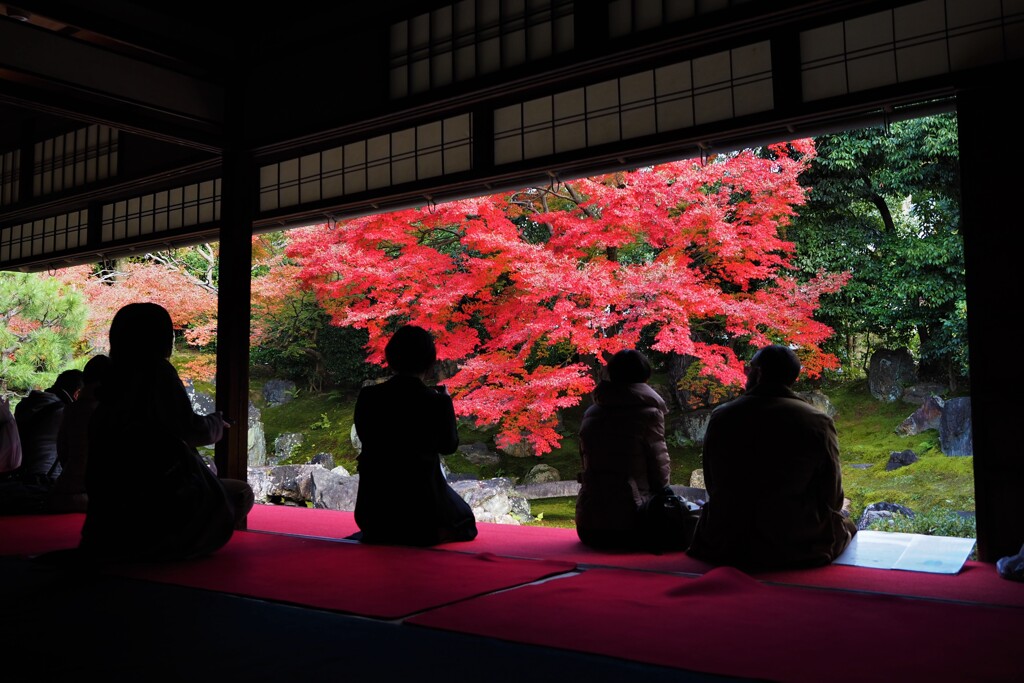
(575, 349), (672, 550)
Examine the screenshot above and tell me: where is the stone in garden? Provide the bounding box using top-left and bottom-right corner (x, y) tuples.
(901, 383), (947, 405)
(310, 467), (359, 511)
(263, 379), (297, 405)
(350, 423), (361, 454)
(310, 452), (335, 469)
(669, 408), (713, 446)
(247, 464), (319, 505)
(689, 468), (705, 489)
(885, 449), (918, 471)
(499, 440), (534, 458)
(457, 441), (500, 466)
(245, 401), (267, 465)
(868, 348), (917, 402)
(272, 432), (303, 464)
(450, 478), (530, 524)
(183, 380), (216, 415)
(515, 481), (581, 499)
(895, 395), (944, 436)
(523, 464), (561, 484)
(939, 397), (973, 456)
(797, 389), (837, 418)
(858, 501), (915, 530)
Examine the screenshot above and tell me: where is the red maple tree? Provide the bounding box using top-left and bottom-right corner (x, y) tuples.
(288, 141), (848, 454)
(57, 256), (220, 380)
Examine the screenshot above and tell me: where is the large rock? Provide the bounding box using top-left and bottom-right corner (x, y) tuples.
(183, 380), (216, 415)
(896, 395), (944, 436)
(689, 469), (705, 489)
(310, 467), (359, 511)
(263, 379), (297, 406)
(457, 441), (500, 467)
(247, 401), (268, 467)
(797, 390), (837, 418)
(885, 449), (918, 471)
(858, 501), (915, 530)
(499, 441), (534, 458)
(309, 452), (336, 469)
(668, 408), (713, 446)
(940, 397), (973, 456)
(248, 464), (320, 505)
(522, 464), (561, 484)
(868, 348), (917, 402)
(901, 383), (947, 405)
(273, 432), (304, 464)
(350, 424), (361, 454)
(450, 478), (531, 524)
(515, 481), (581, 499)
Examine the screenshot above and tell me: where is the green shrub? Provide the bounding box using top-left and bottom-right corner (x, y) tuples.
(864, 507), (976, 539)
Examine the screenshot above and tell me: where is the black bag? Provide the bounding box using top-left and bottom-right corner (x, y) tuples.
(639, 486), (699, 554)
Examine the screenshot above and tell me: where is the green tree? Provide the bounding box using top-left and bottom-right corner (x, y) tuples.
(0, 272), (88, 394)
(789, 113), (966, 388)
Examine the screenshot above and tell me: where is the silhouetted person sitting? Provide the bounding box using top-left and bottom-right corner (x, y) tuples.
(14, 369), (84, 485)
(80, 302), (254, 562)
(687, 345), (857, 570)
(48, 354), (112, 513)
(352, 324), (478, 546)
(0, 395), (21, 476)
(575, 349), (674, 551)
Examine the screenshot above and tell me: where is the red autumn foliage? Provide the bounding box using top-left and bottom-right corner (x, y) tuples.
(287, 142), (849, 454)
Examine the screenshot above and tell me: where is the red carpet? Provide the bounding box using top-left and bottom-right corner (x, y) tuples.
(7, 507), (1022, 611)
(408, 566), (1024, 683)
(108, 530), (577, 619)
(247, 503), (360, 538)
(246, 505), (1024, 607)
(0, 512), (83, 556)
(247, 503), (717, 573)
(753, 559), (1024, 608)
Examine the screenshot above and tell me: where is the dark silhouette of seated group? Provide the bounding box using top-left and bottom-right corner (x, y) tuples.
(1, 306), (855, 570)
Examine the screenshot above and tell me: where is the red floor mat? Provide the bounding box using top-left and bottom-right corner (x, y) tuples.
(753, 559), (1024, 608)
(108, 530), (577, 619)
(246, 504), (716, 573)
(247, 503), (360, 538)
(0, 512), (83, 556)
(408, 566), (1024, 683)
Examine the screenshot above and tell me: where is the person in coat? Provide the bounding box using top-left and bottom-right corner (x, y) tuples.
(13, 369), (84, 484)
(47, 354), (112, 513)
(687, 344), (857, 570)
(80, 302), (253, 561)
(575, 349), (672, 550)
(352, 324), (478, 547)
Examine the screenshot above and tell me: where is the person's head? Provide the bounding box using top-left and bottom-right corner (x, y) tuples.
(82, 354), (112, 386)
(108, 302), (175, 363)
(746, 345), (801, 389)
(385, 325), (437, 377)
(49, 369), (85, 401)
(607, 349), (652, 384)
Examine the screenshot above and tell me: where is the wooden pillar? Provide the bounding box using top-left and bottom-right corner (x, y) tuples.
(958, 76), (1024, 562)
(214, 84), (254, 510)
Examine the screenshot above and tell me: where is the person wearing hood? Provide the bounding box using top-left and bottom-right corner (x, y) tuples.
(575, 349), (672, 550)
